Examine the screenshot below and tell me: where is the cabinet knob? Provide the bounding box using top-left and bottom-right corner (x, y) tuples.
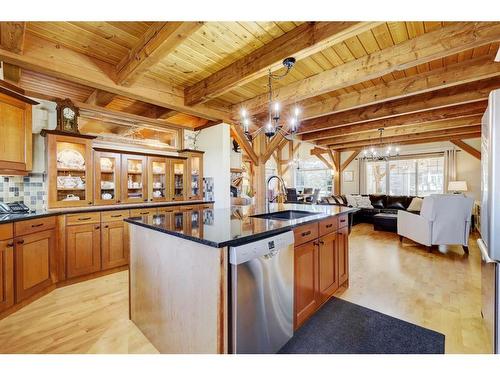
(104, 225), (109, 228)
(6, 242), (14, 247)
(117, 200), (121, 203)
(17, 240), (25, 245)
(95, 225), (100, 229)
(88, 202), (92, 205)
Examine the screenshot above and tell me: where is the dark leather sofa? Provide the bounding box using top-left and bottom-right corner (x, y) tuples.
(319, 194), (418, 225)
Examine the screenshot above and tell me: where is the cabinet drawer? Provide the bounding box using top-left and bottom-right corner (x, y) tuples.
(201, 204), (213, 209)
(293, 223), (319, 247)
(101, 210), (130, 223)
(179, 205), (197, 212)
(337, 214), (348, 229)
(14, 216), (56, 237)
(66, 212), (101, 226)
(158, 206), (177, 213)
(130, 207), (158, 217)
(318, 216), (338, 237)
(0, 223), (13, 241)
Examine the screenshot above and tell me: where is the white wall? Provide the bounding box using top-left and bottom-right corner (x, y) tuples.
(338, 139), (481, 200)
(196, 123), (231, 209)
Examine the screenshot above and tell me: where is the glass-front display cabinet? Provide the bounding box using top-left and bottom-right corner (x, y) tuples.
(147, 156), (168, 202)
(170, 158), (186, 201)
(121, 154), (147, 203)
(181, 150), (204, 200)
(45, 132), (94, 208)
(94, 151), (121, 205)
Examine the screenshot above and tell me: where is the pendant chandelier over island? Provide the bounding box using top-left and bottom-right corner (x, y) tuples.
(360, 128), (401, 161)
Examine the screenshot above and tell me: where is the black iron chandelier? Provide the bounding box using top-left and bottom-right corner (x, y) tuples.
(239, 57), (300, 140)
(360, 128), (400, 161)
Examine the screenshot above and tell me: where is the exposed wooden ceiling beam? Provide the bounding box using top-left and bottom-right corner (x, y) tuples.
(341, 150), (361, 172)
(0, 22), (26, 84)
(230, 124), (259, 165)
(320, 116), (482, 146)
(261, 133), (289, 163)
(298, 55), (500, 121)
(85, 89), (116, 107)
(116, 22), (203, 86)
(299, 80), (494, 135)
(306, 101), (487, 142)
(0, 34), (231, 122)
(314, 153), (333, 169)
(185, 22), (380, 106)
(234, 22), (500, 116)
(450, 139), (481, 160)
(329, 126), (481, 150)
(336, 133), (481, 152)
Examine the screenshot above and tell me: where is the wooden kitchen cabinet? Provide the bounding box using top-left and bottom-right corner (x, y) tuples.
(294, 240), (319, 329)
(101, 220), (129, 270)
(147, 156), (169, 202)
(0, 239), (14, 313)
(180, 150), (204, 201)
(14, 229), (55, 302)
(337, 225), (349, 286)
(66, 223), (101, 278)
(94, 151), (122, 205)
(121, 154), (148, 204)
(170, 159), (187, 201)
(0, 87), (37, 175)
(318, 231), (339, 305)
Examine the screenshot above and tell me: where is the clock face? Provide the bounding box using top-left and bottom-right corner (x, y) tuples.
(63, 107), (75, 120)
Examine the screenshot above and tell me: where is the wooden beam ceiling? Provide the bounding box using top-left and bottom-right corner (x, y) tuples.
(116, 22), (203, 86)
(299, 80), (495, 136)
(85, 89), (116, 107)
(230, 124), (259, 165)
(307, 101), (486, 143)
(320, 116), (482, 146)
(341, 151), (361, 171)
(233, 22), (500, 117)
(450, 139), (481, 160)
(297, 55), (500, 121)
(0, 22), (26, 84)
(184, 22), (380, 106)
(329, 125), (481, 150)
(0, 34), (230, 122)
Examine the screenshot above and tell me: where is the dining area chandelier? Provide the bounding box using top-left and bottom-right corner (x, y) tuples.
(360, 128), (400, 161)
(239, 57), (300, 141)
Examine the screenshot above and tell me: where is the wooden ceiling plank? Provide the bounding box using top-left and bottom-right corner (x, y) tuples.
(85, 89), (116, 107)
(116, 22), (204, 86)
(1, 22), (26, 84)
(320, 116), (482, 146)
(0, 34), (230, 122)
(230, 124), (259, 165)
(329, 125), (481, 149)
(234, 22), (500, 116)
(185, 22), (381, 106)
(450, 139), (481, 160)
(298, 55), (500, 121)
(305, 100), (487, 142)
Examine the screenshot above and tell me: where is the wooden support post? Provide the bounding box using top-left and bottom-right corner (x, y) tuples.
(253, 133), (267, 207)
(332, 150), (341, 195)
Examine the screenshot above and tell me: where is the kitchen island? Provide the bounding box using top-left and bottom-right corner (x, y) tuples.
(125, 203), (358, 354)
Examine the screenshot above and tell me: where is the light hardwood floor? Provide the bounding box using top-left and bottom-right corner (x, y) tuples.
(0, 223), (489, 354)
(335, 223), (490, 354)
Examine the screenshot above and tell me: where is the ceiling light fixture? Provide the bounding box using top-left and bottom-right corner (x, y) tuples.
(239, 57), (300, 140)
(360, 128), (400, 161)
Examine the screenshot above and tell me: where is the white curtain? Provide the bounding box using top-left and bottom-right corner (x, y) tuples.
(358, 158), (367, 195)
(444, 149), (457, 193)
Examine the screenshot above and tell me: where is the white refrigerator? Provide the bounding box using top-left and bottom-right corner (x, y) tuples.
(478, 88), (500, 354)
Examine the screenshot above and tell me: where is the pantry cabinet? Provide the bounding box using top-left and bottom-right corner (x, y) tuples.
(0, 86), (37, 176)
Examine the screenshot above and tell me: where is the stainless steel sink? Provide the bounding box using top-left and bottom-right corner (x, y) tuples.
(250, 210), (318, 221)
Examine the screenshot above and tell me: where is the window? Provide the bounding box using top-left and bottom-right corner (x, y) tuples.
(365, 156), (444, 196)
(294, 157), (332, 195)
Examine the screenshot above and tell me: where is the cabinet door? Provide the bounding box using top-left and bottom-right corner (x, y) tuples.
(66, 224), (101, 278)
(337, 225), (349, 286)
(101, 221), (129, 270)
(187, 154), (203, 200)
(318, 232), (339, 304)
(294, 241), (319, 330)
(0, 93), (32, 173)
(147, 156), (169, 202)
(94, 151), (122, 205)
(121, 154), (147, 204)
(0, 240), (14, 312)
(14, 229), (55, 302)
(170, 159), (186, 201)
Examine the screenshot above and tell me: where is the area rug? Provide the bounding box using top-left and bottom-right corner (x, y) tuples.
(279, 297), (445, 354)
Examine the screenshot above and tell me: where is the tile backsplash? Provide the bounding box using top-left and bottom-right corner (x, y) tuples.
(0, 173), (47, 211)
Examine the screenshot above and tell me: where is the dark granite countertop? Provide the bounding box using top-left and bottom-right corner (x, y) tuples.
(0, 200), (214, 224)
(125, 203), (359, 248)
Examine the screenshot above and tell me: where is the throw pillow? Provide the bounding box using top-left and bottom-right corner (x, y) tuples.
(407, 197), (423, 212)
(355, 195), (374, 208)
(345, 194), (358, 207)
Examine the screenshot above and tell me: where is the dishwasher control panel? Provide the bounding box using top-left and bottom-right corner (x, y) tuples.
(229, 231), (294, 265)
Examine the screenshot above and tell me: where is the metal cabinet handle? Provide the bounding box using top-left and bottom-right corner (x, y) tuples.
(17, 240), (24, 245)
(6, 242), (14, 247)
(78, 217), (92, 221)
(325, 224), (333, 228)
(319, 240), (325, 245)
(340, 218), (346, 222)
(301, 230), (311, 237)
(139, 212), (149, 215)
(110, 214), (122, 218)
(31, 223), (44, 228)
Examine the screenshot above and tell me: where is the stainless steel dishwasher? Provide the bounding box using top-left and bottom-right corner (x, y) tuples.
(229, 231), (294, 354)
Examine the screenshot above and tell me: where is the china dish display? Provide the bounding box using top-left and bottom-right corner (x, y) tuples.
(57, 176), (85, 189)
(100, 158), (113, 172)
(57, 149), (85, 170)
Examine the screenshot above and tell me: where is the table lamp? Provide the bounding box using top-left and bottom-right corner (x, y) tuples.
(448, 181), (468, 194)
